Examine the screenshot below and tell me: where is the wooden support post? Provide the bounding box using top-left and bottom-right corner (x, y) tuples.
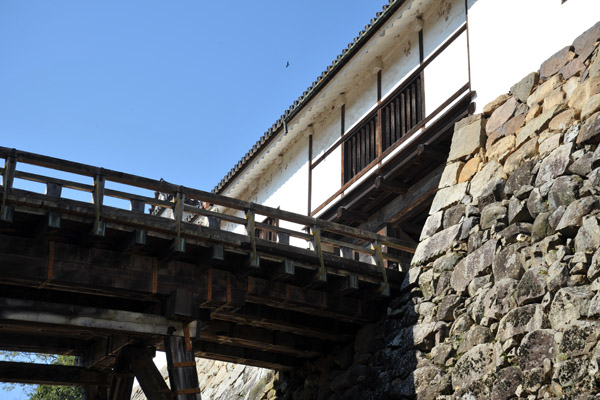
(245, 209), (259, 268)
(372, 241), (390, 297)
(271, 259), (295, 281)
(207, 216), (221, 229)
(131, 199), (146, 213)
(164, 330), (202, 400)
(123, 346), (172, 400)
(108, 348), (134, 400)
(340, 246), (353, 259)
(93, 173), (106, 237)
(173, 189), (186, 253)
(46, 182), (63, 228)
(210, 244), (224, 262)
(277, 231), (290, 245)
(312, 225), (327, 284)
(1, 149), (16, 222)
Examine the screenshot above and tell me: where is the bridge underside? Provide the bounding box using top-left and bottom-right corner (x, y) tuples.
(0, 196), (404, 398)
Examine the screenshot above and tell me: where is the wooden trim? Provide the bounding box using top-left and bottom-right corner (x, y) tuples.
(177, 388), (201, 395)
(311, 84), (471, 217)
(308, 134), (312, 215)
(173, 361), (196, 368)
(310, 22), (467, 170)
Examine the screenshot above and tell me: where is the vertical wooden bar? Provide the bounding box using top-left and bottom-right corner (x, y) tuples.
(93, 174), (106, 236)
(173, 190), (185, 252)
(246, 209), (259, 268)
(1, 150), (16, 222)
(340, 105), (345, 186)
(312, 225), (327, 283)
(308, 134), (313, 216)
(400, 92), (406, 137)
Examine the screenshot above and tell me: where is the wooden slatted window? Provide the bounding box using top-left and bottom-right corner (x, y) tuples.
(343, 114), (378, 183)
(381, 74), (424, 152)
(342, 73), (424, 184)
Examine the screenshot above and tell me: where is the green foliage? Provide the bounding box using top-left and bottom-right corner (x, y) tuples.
(0, 352), (83, 400)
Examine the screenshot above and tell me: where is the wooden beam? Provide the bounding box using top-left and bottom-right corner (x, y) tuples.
(197, 320), (325, 358)
(0, 332), (88, 355)
(123, 346), (171, 400)
(336, 206), (369, 222)
(358, 165), (443, 233)
(193, 341), (301, 371)
(416, 143), (448, 161)
(374, 176), (408, 195)
(164, 334), (201, 400)
(0, 361), (110, 386)
(211, 303), (357, 342)
(0, 297), (198, 338)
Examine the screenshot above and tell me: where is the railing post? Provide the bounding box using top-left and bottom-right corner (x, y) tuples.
(92, 173), (105, 236)
(372, 240), (390, 297)
(1, 149), (16, 222)
(173, 188), (186, 253)
(245, 208), (259, 268)
(46, 182), (63, 229)
(312, 225), (327, 284)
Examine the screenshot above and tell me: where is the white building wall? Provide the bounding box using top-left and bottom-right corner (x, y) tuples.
(468, 0), (600, 112)
(224, 0), (470, 221)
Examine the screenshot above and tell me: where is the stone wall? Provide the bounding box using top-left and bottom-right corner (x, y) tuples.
(131, 358), (279, 400)
(272, 21), (600, 400)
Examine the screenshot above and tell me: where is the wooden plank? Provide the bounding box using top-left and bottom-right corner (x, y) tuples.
(211, 305), (355, 342)
(124, 346), (171, 400)
(0, 297), (199, 338)
(164, 335), (201, 400)
(197, 321), (323, 358)
(0, 361), (110, 386)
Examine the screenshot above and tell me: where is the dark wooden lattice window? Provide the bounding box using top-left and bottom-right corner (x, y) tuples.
(343, 73), (424, 184)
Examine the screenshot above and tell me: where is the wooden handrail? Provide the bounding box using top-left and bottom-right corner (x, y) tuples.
(0, 147), (415, 273)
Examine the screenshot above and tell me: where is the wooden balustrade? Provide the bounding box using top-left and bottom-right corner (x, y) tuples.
(0, 147), (415, 284)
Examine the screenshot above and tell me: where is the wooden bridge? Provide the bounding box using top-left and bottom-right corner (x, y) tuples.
(0, 147), (413, 399)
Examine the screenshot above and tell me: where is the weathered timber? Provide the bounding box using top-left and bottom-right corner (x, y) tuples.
(193, 341), (301, 371)
(197, 320), (324, 358)
(211, 303), (357, 342)
(0, 297), (198, 338)
(123, 346), (172, 400)
(0, 361), (110, 386)
(164, 334), (201, 400)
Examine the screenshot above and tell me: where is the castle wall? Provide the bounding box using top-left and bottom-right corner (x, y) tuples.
(272, 21), (600, 400)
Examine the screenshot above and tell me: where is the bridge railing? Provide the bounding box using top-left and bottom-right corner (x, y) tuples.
(0, 147), (415, 289)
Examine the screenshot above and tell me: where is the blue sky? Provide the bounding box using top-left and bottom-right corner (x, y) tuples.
(0, 1), (387, 193)
(0, 1), (386, 397)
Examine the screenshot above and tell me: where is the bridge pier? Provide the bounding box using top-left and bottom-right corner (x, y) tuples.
(164, 332), (202, 400)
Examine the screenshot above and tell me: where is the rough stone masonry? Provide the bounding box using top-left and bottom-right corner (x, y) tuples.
(271, 21), (600, 400)
(132, 21), (600, 400)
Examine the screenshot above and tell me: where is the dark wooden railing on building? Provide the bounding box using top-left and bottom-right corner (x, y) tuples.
(0, 147), (414, 292)
(381, 75), (424, 152)
(309, 22), (469, 216)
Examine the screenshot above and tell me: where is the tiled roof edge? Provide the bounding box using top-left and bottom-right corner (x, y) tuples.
(213, 0), (406, 194)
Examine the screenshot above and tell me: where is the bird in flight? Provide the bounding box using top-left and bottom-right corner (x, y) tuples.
(286, 61), (290, 68)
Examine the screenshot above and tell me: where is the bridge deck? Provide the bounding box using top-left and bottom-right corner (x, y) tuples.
(0, 147), (413, 395)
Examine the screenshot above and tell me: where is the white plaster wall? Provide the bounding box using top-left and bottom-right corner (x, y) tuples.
(222, 0), (470, 223)
(468, 0), (600, 112)
(381, 32), (420, 99)
(423, 0), (469, 116)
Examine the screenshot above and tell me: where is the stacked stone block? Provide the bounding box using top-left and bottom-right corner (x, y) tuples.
(276, 21), (600, 400)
